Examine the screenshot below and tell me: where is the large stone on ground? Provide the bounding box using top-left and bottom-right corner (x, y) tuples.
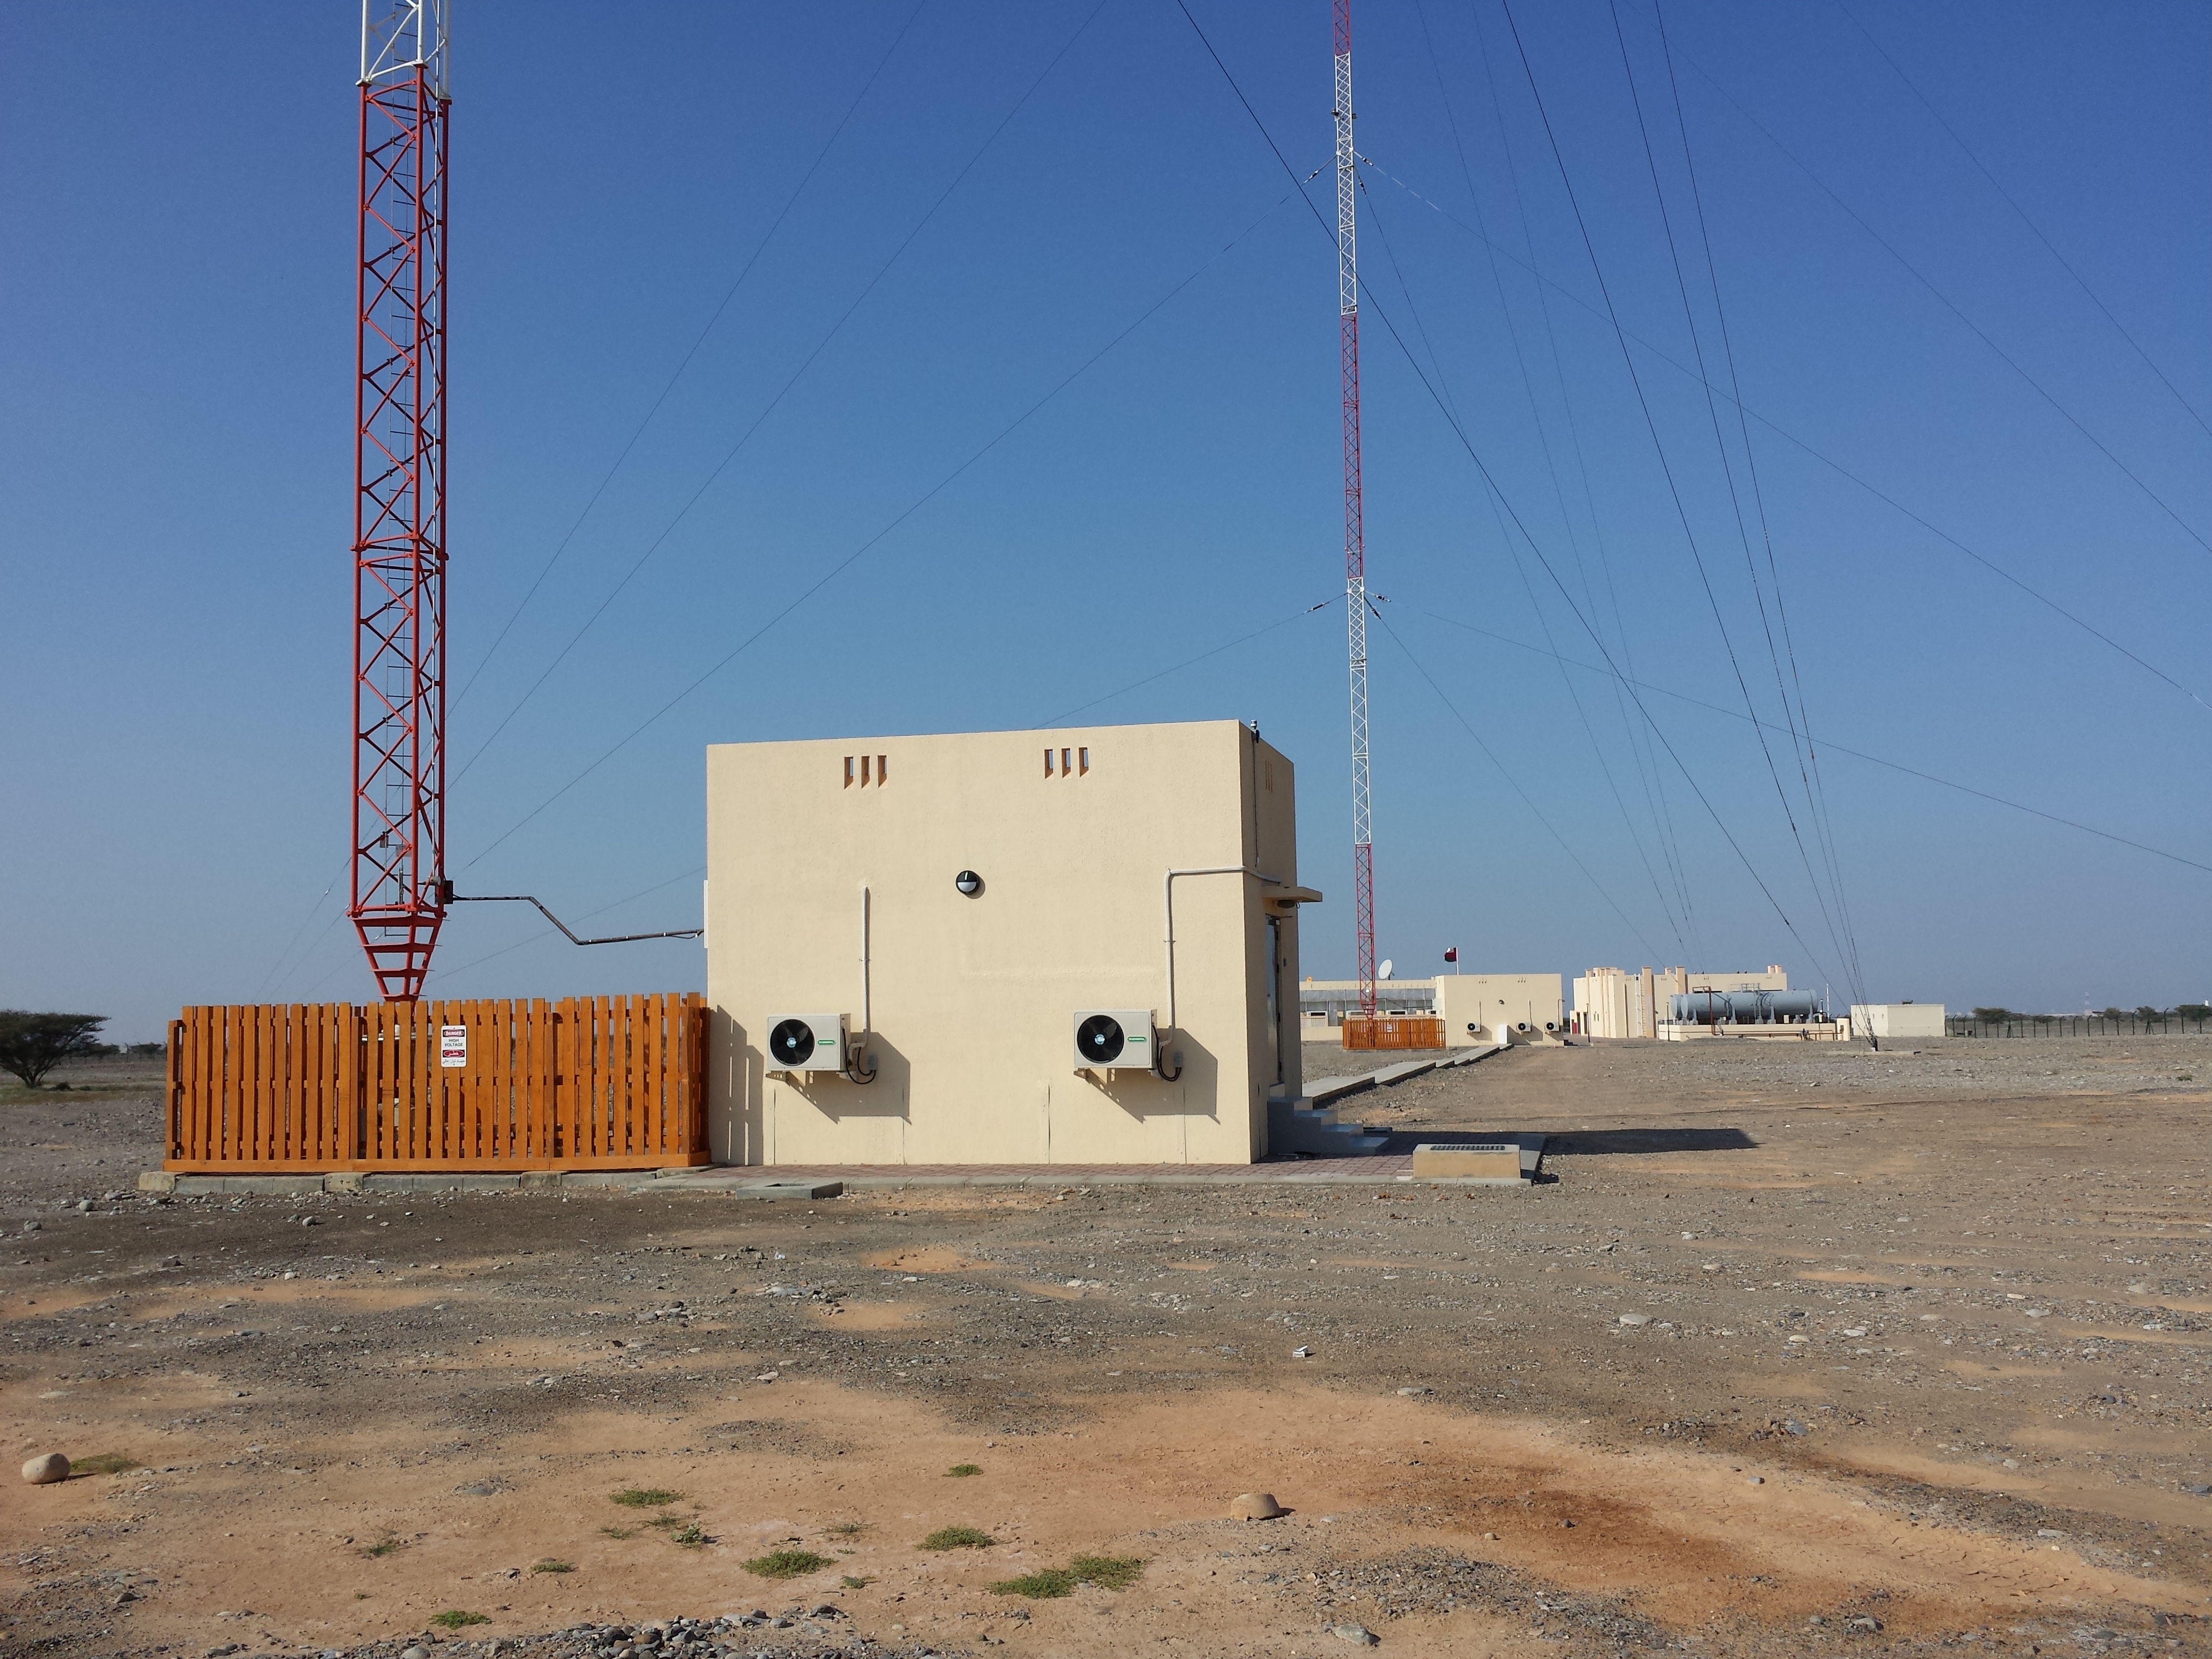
(21, 1453), (69, 1485)
(1230, 1491), (1286, 1520)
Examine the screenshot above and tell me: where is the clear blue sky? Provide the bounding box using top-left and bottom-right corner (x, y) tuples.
(4, 1), (2207, 1040)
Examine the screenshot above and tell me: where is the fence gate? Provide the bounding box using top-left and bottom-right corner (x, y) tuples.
(165, 993), (707, 1172)
(1341, 1014), (1445, 1051)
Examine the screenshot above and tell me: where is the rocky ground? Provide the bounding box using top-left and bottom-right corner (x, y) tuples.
(2, 1037), (2208, 1658)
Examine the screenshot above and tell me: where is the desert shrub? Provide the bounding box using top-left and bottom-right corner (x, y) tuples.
(430, 1611), (489, 1630)
(920, 1526), (995, 1551)
(611, 1488), (682, 1508)
(1069, 1554), (1145, 1589)
(990, 1568), (1075, 1598)
(745, 1549), (830, 1579)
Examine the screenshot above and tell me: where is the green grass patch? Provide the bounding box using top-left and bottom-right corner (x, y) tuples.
(946, 1463), (982, 1477)
(611, 1487), (683, 1508)
(841, 1574), (873, 1590)
(530, 1559), (574, 1575)
(744, 1548), (831, 1579)
(69, 1453), (137, 1476)
(989, 1554), (1145, 1599)
(824, 1520), (870, 1537)
(429, 1611), (490, 1630)
(1068, 1554), (1145, 1590)
(920, 1526), (996, 1551)
(669, 1522), (707, 1549)
(990, 1568), (1077, 1599)
(363, 1536), (402, 1558)
(599, 1525), (636, 1541)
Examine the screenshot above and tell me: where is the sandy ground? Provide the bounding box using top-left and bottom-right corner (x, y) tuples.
(2, 1037), (2208, 1658)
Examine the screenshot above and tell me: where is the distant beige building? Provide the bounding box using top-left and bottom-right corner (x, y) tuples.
(1436, 974), (1564, 1045)
(1574, 966), (1789, 1039)
(1850, 1003), (1944, 1040)
(1297, 973), (1563, 1045)
(705, 721), (1318, 1166)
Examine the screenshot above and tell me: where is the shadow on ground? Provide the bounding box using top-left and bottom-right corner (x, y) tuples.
(1541, 1127), (1758, 1155)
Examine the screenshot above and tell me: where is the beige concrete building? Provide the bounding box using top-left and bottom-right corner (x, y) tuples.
(1574, 965), (1789, 1039)
(1849, 1003), (1945, 1040)
(704, 721), (1318, 1166)
(1296, 973), (1563, 1045)
(1435, 974), (1564, 1045)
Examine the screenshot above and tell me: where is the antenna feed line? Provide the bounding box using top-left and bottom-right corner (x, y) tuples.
(437, 884), (704, 945)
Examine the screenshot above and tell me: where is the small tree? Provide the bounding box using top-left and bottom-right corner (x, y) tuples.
(0, 1012), (109, 1088)
(2097, 1007), (2128, 1021)
(1970, 1007), (2016, 1023)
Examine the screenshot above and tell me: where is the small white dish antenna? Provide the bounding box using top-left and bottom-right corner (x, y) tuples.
(1378, 959), (1394, 981)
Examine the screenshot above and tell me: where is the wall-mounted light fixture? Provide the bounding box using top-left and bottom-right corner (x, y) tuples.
(954, 870), (983, 896)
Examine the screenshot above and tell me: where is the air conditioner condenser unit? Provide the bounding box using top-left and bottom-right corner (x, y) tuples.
(766, 1012), (849, 1074)
(1073, 1009), (1159, 1074)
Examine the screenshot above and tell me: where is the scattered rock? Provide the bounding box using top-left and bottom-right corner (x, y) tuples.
(1617, 1313), (1651, 1327)
(1292, 1346), (1312, 1358)
(1784, 1420), (1809, 1436)
(21, 1452), (69, 1485)
(401, 1648), (429, 1659)
(1746, 1476), (1764, 1486)
(1848, 1615), (1882, 1632)
(1231, 1491), (1287, 1520)
(1396, 1386), (1429, 1395)
(1482, 1531), (1500, 1541)
(1331, 1622), (1379, 1646)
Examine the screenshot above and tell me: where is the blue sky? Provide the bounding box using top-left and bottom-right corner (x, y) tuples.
(4, 1), (2207, 1040)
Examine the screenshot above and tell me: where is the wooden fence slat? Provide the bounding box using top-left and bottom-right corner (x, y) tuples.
(162, 992), (704, 1173)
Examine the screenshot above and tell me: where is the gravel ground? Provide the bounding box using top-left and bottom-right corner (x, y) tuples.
(3, 1038), (2208, 1657)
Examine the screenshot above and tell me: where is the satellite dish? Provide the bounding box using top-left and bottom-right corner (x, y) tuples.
(1378, 959), (1394, 981)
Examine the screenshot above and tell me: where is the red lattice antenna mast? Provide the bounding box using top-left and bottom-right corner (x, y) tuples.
(350, 0), (451, 1002)
(1334, 0), (1377, 1017)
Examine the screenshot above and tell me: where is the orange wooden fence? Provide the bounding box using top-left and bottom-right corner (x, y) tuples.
(1340, 1014), (1445, 1051)
(165, 993), (707, 1172)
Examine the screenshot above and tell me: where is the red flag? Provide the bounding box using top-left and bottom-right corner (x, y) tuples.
(1443, 947), (1458, 962)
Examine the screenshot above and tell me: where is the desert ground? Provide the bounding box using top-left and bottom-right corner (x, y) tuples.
(2, 1036), (2208, 1659)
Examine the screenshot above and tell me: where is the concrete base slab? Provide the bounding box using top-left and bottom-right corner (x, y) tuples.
(172, 1175), (327, 1197)
(360, 1173), (524, 1193)
(1411, 1142), (1523, 1181)
(1370, 1059), (1437, 1087)
(137, 1171), (177, 1194)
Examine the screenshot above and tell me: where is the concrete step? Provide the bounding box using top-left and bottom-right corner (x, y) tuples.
(1267, 1096), (1391, 1157)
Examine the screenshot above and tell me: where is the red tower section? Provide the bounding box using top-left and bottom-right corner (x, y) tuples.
(349, 2), (450, 1001)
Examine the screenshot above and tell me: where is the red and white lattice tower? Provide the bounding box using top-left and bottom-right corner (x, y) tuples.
(1333, 0), (1377, 1017)
(350, 0), (451, 1001)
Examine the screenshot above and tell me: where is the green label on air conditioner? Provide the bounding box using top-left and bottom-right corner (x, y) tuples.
(1129, 1034), (1147, 1044)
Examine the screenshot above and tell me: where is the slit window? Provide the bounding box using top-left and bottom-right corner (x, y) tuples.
(1044, 746), (1055, 777)
(1079, 746), (1089, 774)
(1060, 747), (1072, 775)
(877, 753), (887, 784)
(844, 755), (855, 788)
